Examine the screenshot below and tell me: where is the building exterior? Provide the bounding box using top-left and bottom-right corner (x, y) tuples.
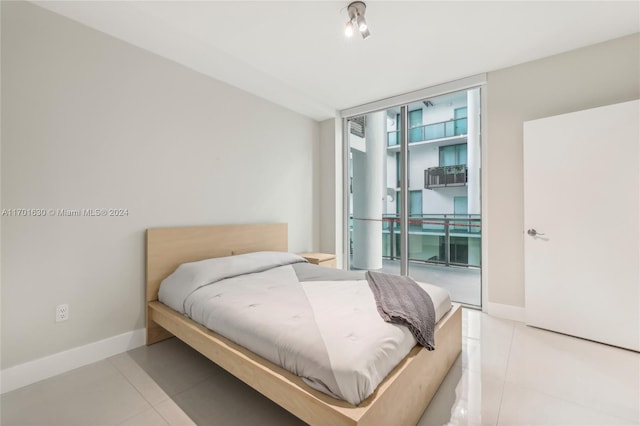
(349, 89), (481, 270)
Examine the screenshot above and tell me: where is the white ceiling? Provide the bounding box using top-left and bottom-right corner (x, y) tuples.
(33, 1), (639, 121)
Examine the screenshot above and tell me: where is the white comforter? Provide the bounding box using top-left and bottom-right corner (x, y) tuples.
(158, 252), (451, 405)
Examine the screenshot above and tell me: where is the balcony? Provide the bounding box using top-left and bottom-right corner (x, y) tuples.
(388, 117), (467, 146)
(349, 214), (481, 305)
(349, 214), (481, 267)
(425, 165), (467, 189)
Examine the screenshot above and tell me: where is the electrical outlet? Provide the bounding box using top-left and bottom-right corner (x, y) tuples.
(56, 304), (69, 322)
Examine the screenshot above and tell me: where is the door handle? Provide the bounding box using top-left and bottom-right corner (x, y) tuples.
(527, 229), (545, 237)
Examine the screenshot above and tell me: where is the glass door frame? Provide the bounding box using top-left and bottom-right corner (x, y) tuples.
(398, 105), (409, 275)
(340, 105), (423, 276)
(340, 74), (487, 308)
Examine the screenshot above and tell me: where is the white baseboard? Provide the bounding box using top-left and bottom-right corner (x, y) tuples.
(1, 328), (145, 394)
(487, 302), (526, 322)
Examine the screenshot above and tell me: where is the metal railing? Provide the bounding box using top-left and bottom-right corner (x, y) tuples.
(350, 214), (481, 267)
(425, 165), (468, 189)
(388, 117), (468, 146)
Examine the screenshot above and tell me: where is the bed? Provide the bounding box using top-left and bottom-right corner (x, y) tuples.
(146, 223), (462, 426)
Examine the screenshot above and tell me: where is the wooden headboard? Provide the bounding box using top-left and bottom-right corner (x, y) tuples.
(146, 223), (288, 303)
(145, 223), (288, 344)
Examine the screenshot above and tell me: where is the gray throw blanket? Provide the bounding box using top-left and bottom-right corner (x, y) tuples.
(366, 271), (436, 350)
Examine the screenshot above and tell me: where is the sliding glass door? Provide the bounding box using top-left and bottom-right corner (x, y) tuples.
(345, 87), (482, 307)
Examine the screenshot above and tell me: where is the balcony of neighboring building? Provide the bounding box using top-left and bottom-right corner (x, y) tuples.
(387, 113), (468, 148)
(425, 164), (468, 189)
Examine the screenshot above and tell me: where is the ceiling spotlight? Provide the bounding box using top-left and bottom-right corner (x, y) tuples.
(356, 14), (367, 32)
(346, 1), (370, 40)
(345, 20), (354, 37)
(360, 26), (371, 40)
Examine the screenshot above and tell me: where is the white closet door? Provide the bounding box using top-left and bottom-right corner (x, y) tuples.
(524, 99), (639, 351)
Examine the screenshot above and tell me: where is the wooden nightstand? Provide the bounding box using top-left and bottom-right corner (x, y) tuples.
(299, 252), (336, 268)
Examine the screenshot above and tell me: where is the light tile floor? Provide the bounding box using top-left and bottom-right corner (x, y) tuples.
(2, 309), (638, 425)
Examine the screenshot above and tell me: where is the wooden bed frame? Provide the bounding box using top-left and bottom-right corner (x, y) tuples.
(146, 223), (461, 426)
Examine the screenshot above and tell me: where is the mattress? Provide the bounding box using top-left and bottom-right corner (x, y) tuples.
(158, 252), (452, 405)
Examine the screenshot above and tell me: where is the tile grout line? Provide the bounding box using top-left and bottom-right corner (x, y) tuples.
(112, 384), (156, 424)
(107, 356), (194, 425)
(106, 356), (166, 417)
(151, 403), (178, 426)
(153, 385), (198, 426)
(116, 406), (168, 426)
(493, 322), (516, 426)
(106, 348), (215, 425)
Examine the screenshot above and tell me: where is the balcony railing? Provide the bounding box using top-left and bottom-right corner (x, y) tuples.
(425, 165), (468, 189)
(349, 214), (481, 267)
(388, 117), (467, 146)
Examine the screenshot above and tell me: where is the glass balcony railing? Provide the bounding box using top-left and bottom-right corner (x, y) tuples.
(350, 214), (481, 268)
(388, 131), (399, 146)
(387, 117), (468, 146)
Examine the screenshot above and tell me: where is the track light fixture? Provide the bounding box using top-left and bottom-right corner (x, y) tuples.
(345, 1), (370, 39)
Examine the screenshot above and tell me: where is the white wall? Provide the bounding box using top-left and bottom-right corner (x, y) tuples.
(409, 145), (436, 194)
(486, 33), (639, 308)
(424, 186), (467, 215)
(319, 118), (342, 262)
(1, 1), (320, 369)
